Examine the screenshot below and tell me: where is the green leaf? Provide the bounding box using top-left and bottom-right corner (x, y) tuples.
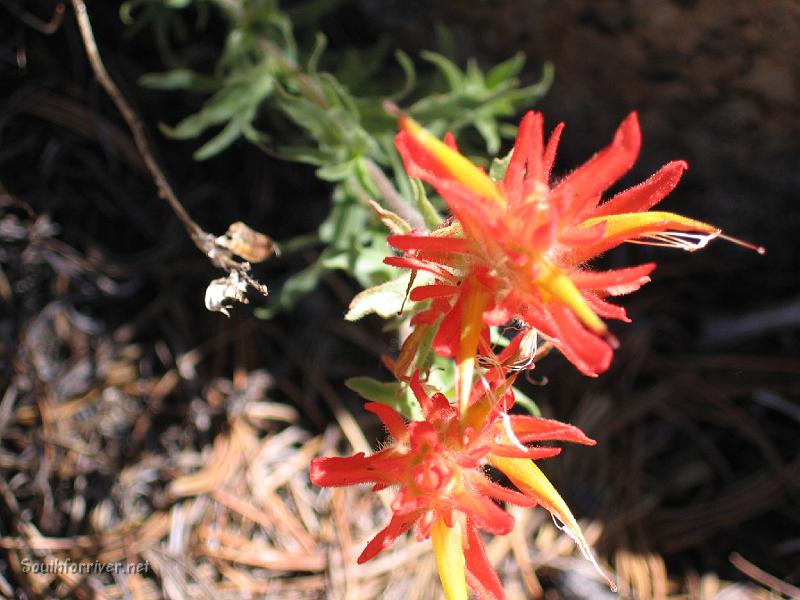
(351, 237), (395, 287)
(464, 58), (485, 92)
(307, 32), (327, 74)
(268, 8), (298, 62)
(410, 178), (441, 229)
(420, 51), (464, 90)
(391, 49), (416, 101)
(316, 160), (356, 182)
(161, 85), (247, 139)
(474, 114), (501, 155)
(511, 386), (541, 417)
(345, 273), (416, 321)
(139, 69), (219, 92)
(427, 353), (456, 397)
(489, 148), (514, 181)
(354, 158), (381, 198)
(241, 122), (270, 146)
(161, 61), (275, 147)
(278, 146), (331, 166)
(517, 62), (555, 102)
(485, 52), (525, 89)
(193, 117), (244, 160)
(318, 73), (357, 116)
(345, 377), (422, 421)
(276, 91), (345, 148)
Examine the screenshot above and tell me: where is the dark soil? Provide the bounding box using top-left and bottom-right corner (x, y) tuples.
(1, 1), (798, 598)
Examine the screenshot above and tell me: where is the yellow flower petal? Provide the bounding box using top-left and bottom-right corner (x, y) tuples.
(400, 115), (505, 207)
(581, 211), (718, 238)
(582, 212), (765, 255)
(535, 258), (606, 335)
(431, 517), (468, 600)
(456, 283), (491, 416)
(489, 455), (617, 591)
(463, 373), (516, 432)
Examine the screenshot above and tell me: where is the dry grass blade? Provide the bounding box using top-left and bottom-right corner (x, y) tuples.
(730, 553), (800, 598)
(168, 418), (257, 500)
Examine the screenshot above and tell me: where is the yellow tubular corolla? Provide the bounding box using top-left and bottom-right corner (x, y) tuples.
(400, 116), (506, 207)
(488, 456), (582, 533)
(535, 258), (606, 335)
(489, 455), (617, 590)
(431, 518), (468, 600)
(456, 283), (491, 418)
(580, 211), (719, 237)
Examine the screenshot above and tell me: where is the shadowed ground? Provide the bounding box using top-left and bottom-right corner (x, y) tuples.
(1, 1), (798, 597)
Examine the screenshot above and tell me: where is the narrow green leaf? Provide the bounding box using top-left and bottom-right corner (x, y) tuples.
(345, 377), (422, 421)
(307, 32), (327, 74)
(161, 85), (246, 139)
(474, 115), (500, 155)
(420, 51), (464, 90)
(316, 160), (356, 182)
(516, 62), (554, 102)
(319, 73), (359, 120)
(410, 178), (442, 229)
(354, 158), (381, 198)
(193, 118), (244, 160)
(464, 58), (485, 91)
(391, 50), (416, 101)
(486, 52), (526, 89)
(512, 386), (541, 417)
(139, 69), (219, 92)
(279, 146), (331, 166)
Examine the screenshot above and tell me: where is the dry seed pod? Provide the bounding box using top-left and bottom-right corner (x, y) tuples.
(205, 271), (248, 317)
(218, 221), (278, 263)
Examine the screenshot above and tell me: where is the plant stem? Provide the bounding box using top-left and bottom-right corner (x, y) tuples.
(71, 0), (210, 254)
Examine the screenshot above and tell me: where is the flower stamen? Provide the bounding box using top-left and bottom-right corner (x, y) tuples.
(626, 230), (721, 251)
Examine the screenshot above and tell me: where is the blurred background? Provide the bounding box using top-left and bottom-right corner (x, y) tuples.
(1, 0), (798, 598)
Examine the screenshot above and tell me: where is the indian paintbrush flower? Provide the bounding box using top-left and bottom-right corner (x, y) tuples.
(310, 372), (612, 599)
(385, 108), (763, 383)
(315, 107), (763, 599)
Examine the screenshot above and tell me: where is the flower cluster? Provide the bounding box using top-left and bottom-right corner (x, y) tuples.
(390, 110), (734, 378)
(311, 372), (603, 599)
(311, 109), (760, 599)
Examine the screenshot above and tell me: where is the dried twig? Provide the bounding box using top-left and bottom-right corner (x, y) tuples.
(70, 0), (271, 312)
(3, 0), (66, 34)
(730, 552), (800, 598)
(71, 0), (202, 250)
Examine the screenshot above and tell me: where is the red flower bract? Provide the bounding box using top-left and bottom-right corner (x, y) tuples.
(310, 374), (597, 599)
(387, 111), (732, 376)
